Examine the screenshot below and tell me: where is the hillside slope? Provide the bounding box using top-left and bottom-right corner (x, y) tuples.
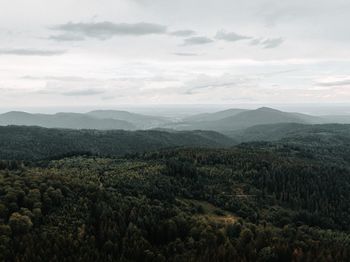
(87, 110), (170, 129)
(0, 111), (136, 130)
(170, 107), (321, 131)
(230, 122), (350, 143)
(0, 126), (235, 160)
(1, 140), (350, 261)
(182, 108), (248, 122)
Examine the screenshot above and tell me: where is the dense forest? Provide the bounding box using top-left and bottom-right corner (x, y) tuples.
(0, 126), (235, 160)
(1, 124), (350, 261)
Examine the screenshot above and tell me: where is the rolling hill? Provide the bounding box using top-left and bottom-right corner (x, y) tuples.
(87, 110), (170, 129)
(1, 108), (349, 133)
(168, 107), (323, 131)
(0, 111), (136, 130)
(182, 108), (248, 122)
(321, 115), (350, 124)
(0, 125), (235, 160)
(229, 122), (350, 143)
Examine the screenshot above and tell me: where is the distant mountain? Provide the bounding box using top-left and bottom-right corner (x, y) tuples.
(288, 112), (324, 124)
(229, 122), (316, 142)
(229, 122), (350, 144)
(231, 122), (350, 164)
(87, 110), (170, 129)
(0, 126), (236, 160)
(2, 108), (349, 132)
(0, 111), (135, 130)
(168, 107), (322, 132)
(320, 115), (350, 124)
(182, 108), (248, 122)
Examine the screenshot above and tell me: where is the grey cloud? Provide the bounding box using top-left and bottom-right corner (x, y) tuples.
(250, 38), (263, 46)
(317, 79), (350, 87)
(22, 74), (177, 83)
(262, 37), (284, 48)
(187, 81), (239, 93)
(260, 69), (300, 76)
(250, 37), (284, 48)
(51, 21), (167, 40)
(61, 89), (105, 96)
(182, 73), (256, 95)
(101, 95), (116, 100)
(169, 30), (196, 37)
(215, 30), (251, 42)
(0, 48), (66, 56)
(173, 52), (199, 56)
(215, 30), (283, 49)
(185, 77), (246, 94)
(183, 36), (214, 45)
(22, 75), (95, 81)
(48, 34), (85, 42)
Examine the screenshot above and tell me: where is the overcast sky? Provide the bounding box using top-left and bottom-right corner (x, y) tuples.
(1, 0), (350, 111)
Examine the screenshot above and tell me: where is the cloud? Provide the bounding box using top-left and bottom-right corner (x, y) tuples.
(250, 38), (262, 46)
(186, 81), (239, 94)
(0, 48), (66, 56)
(183, 73), (253, 94)
(48, 34), (85, 42)
(169, 30), (196, 37)
(215, 30), (251, 42)
(251, 37), (284, 49)
(51, 21), (167, 40)
(61, 89), (105, 96)
(262, 37), (284, 48)
(101, 95), (116, 100)
(22, 75), (95, 81)
(214, 30), (283, 49)
(183, 36), (214, 45)
(173, 52), (200, 56)
(317, 79), (350, 87)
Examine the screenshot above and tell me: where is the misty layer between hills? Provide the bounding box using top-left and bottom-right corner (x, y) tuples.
(1, 107), (349, 132)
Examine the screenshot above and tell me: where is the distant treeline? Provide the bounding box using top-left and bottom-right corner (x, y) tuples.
(0, 126), (235, 160)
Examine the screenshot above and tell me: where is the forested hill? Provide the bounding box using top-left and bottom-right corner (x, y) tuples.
(2, 123), (350, 162)
(165, 107), (323, 131)
(0, 125), (235, 160)
(228, 123), (350, 164)
(230, 123), (350, 143)
(1, 124), (350, 260)
(0, 111), (136, 130)
(1, 142), (350, 260)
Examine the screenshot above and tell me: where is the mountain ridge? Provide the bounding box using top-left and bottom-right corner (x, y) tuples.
(87, 109), (170, 129)
(0, 111), (136, 130)
(1, 107), (350, 132)
(0, 125), (236, 160)
(167, 107), (322, 131)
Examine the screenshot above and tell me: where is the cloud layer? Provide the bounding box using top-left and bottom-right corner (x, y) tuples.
(0, 49), (66, 56)
(250, 37), (284, 48)
(215, 30), (251, 42)
(170, 30), (196, 37)
(48, 20), (283, 50)
(51, 21), (168, 40)
(183, 36), (214, 45)
(0, 0), (349, 108)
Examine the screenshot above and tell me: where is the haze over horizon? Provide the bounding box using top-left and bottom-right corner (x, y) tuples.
(1, 0), (350, 109)
(1, 103), (350, 117)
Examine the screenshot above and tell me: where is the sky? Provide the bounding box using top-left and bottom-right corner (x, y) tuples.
(1, 0), (350, 111)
